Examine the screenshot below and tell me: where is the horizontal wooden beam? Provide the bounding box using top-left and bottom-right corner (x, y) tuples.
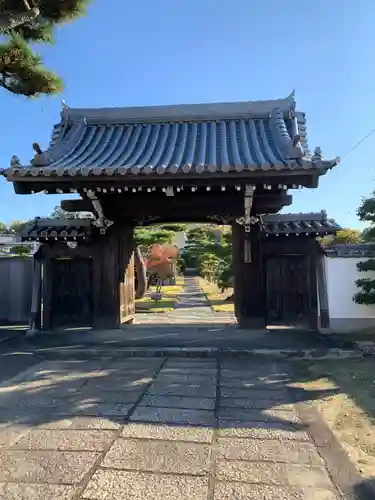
(13, 172), (319, 195)
(61, 192), (292, 220)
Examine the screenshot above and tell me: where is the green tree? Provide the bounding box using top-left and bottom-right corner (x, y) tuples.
(0, 222), (6, 232)
(50, 205), (93, 219)
(134, 228), (176, 255)
(0, 0), (91, 97)
(354, 190), (375, 305)
(10, 244), (29, 255)
(8, 219), (28, 234)
(199, 253), (220, 282)
(320, 228), (362, 248)
(134, 226), (183, 289)
(181, 225), (233, 293)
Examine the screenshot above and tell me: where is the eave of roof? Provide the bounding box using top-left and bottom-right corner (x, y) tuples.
(325, 243), (375, 258)
(262, 211), (341, 236)
(21, 218), (93, 242)
(22, 212), (341, 241)
(1, 92), (339, 182)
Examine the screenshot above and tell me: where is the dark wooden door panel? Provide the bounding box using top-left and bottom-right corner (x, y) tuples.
(51, 257), (93, 328)
(266, 255), (310, 326)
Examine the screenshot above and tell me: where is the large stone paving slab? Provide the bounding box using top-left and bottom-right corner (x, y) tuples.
(83, 469), (209, 500)
(66, 389), (145, 404)
(220, 378), (289, 390)
(0, 424), (31, 448)
(140, 394), (215, 410)
(219, 397), (294, 411)
(12, 429), (116, 451)
(214, 482), (338, 500)
(0, 483), (76, 500)
(217, 438), (324, 465)
(56, 402), (133, 417)
(220, 386), (289, 400)
(130, 406), (216, 426)
(102, 438), (211, 475)
(148, 382), (216, 398)
(0, 450), (99, 483)
(217, 421), (311, 441)
(22, 416), (122, 430)
(83, 377), (153, 392)
(121, 423), (213, 443)
(155, 373), (217, 384)
(0, 355), (346, 499)
(218, 407), (301, 424)
(216, 460), (335, 488)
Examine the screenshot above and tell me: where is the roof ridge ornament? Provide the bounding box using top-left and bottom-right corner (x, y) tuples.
(31, 142), (51, 167)
(270, 108), (304, 159)
(311, 146), (323, 161)
(10, 155), (21, 167)
(288, 89), (296, 109)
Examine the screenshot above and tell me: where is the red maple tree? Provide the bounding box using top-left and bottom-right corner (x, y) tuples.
(146, 244), (179, 291)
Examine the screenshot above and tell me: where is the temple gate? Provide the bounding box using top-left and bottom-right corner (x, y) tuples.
(0, 92), (340, 330)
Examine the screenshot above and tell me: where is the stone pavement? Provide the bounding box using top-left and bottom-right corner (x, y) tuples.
(138, 276), (235, 325)
(0, 357), (350, 499)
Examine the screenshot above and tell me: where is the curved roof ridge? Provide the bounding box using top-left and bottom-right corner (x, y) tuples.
(61, 91), (297, 124)
(269, 108), (305, 160)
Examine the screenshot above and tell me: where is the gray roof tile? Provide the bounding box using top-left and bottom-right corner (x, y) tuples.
(22, 218), (92, 242)
(2, 93), (339, 180)
(262, 212), (341, 236)
(325, 244), (375, 258)
(22, 212), (340, 241)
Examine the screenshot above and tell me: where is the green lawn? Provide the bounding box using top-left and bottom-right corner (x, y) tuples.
(135, 278), (184, 313)
(198, 278), (234, 313)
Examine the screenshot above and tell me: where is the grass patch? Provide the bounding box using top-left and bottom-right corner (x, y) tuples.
(135, 278), (184, 313)
(198, 278), (234, 313)
(292, 359), (375, 478)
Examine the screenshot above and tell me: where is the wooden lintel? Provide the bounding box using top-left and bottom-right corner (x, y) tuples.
(62, 192), (292, 217)
(12, 172), (319, 194)
(61, 199), (94, 212)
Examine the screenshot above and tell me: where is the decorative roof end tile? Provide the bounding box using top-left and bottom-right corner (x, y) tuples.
(312, 146), (323, 161)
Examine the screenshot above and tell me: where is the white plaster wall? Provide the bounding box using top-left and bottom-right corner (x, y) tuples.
(172, 231), (187, 250)
(325, 257), (375, 333)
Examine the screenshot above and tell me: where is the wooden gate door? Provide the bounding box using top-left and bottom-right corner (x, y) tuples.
(51, 257), (93, 329)
(120, 253), (135, 323)
(266, 255), (311, 326)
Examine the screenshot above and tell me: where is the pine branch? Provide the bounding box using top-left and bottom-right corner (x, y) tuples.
(0, 35), (63, 96)
(357, 258), (375, 272)
(0, 6), (39, 30)
(0, 0), (90, 97)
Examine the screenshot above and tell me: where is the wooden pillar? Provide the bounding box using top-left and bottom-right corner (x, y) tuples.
(42, 255), (52, 331)
(316, 252), (329, 328)
(232, 221), (266, 328)
(92, 223), (135, 329)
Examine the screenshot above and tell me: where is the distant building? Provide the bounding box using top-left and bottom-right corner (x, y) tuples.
(0, 231), (38, 255)
(172, 231), (186, 250)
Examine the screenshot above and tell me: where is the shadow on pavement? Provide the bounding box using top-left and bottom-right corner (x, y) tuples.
(0, 356), (339, 436)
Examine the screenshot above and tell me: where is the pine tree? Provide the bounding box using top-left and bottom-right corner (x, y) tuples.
(353, 190), (375, 304)
(0, 0), (91, 97)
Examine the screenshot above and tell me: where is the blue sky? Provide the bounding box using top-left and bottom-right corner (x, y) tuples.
(0, 0), (374, 228)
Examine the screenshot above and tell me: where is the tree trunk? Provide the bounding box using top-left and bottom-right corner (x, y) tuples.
(134, 246), (147, 299)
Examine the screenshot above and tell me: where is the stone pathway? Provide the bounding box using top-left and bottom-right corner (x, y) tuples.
(137, 276), (235, 325)
(173, 276), (213, 314)
(0, 357), (346, 499)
